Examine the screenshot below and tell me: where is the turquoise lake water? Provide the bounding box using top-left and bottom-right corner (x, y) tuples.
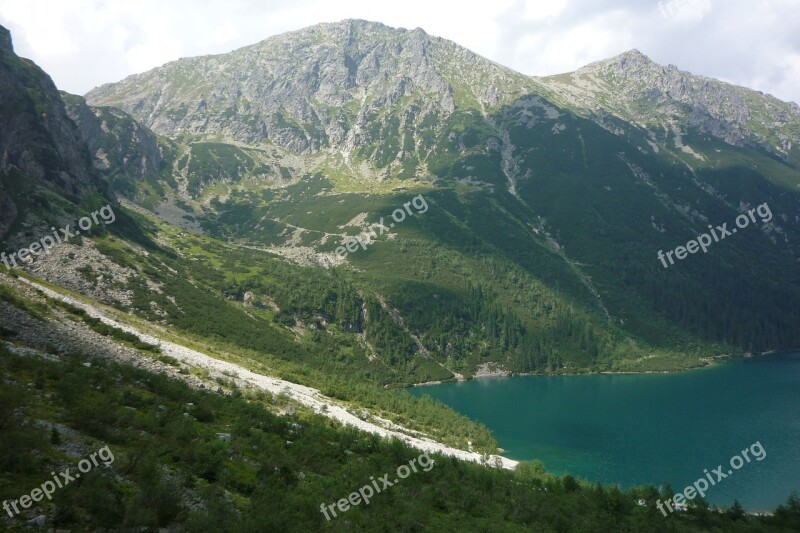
(409, 352), (800, 511)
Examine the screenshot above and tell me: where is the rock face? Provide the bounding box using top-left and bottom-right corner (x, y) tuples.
(536, 49), (800, 164)
(85, 20), (527, 157)
(61, 92), (165, 188)
(0, 24), (113, 239)
(0, 25), (11, 51)
(87, 23), (800, 168)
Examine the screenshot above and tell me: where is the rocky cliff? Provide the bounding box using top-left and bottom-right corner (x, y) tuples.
(61, 92), (165, 190)
(0, 24), (113, 239)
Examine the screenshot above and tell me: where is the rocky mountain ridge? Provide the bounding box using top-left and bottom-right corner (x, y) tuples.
(86, 20), (528, 162)
(61, 93), (164, 189)
(86, 20), (800, 172)
(536, 49), (800, 164)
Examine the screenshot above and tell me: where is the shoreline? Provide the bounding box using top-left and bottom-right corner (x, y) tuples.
(407, 350), (792, 387)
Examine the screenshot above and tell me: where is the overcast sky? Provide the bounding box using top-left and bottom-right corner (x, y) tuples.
(1, 0), (798, 103)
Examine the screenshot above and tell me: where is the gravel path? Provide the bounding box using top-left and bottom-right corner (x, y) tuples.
(21, 278), (518, 470)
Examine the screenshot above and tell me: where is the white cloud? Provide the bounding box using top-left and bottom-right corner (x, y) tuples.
(520, 0), (569, 21)
(657, 0), (713, 23)
(210, 22), (240, 45)
(0, 0), (797, 104)
(0, 0), (79, 57)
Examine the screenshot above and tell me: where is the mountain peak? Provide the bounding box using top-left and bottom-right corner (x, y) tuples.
(85, 18), (526, 153)
(269, 18), (412, 42)
(618, 48), (651, 60)
(577, 48), (659, 74)
(312, 18), (427, 35)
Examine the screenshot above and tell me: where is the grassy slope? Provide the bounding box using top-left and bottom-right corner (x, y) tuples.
(2, 342), (800, 531)
(146, 89), (798, 376)
(3, 222), (498, 454)
(193, 168), (721, 374)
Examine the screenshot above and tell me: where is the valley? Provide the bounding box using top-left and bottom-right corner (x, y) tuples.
(1, 17), (800, 531)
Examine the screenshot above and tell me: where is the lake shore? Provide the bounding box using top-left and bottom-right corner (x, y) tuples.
(409, 350), (790, 387)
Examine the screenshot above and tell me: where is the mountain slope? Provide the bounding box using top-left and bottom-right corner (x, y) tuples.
(80, 20), (800, 371)
(536, 49), (800, 166)
(2, 19), (800, 529)
(85, 19), (529, 139)
(86, 20), (533, 185)
(61, 92), (169, 198)
(6, 271), (800, 530)
(0, 26), (114, 241)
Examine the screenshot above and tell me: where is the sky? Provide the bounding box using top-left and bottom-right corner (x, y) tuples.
(0, 0), (798, 104)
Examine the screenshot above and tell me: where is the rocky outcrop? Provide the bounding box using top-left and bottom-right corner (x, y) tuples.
(85, 20), (525, 160)
(0, 25), (11, 51)
(0, 24), (114, 239)
(537, 49), (800, 164)
(61, 92), (164, 186)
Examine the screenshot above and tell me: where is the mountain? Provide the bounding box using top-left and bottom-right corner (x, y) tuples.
(0, 25), (114, 241)
(81, 20), (800, 374)
(3, 16), (800, 398)
(536, 49), (800, 165)
(86, 20), (526, 156)
(3, 20), (800, 531)
(61, 92), (169, 199)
